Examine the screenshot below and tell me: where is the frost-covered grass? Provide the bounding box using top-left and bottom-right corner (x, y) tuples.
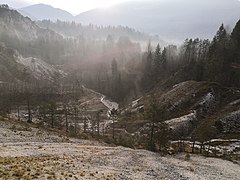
(220, 110), (240, 133)
(165, 111), (196, 128)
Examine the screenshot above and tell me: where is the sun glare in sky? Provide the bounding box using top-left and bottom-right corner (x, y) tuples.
(24, 0), (131, 14)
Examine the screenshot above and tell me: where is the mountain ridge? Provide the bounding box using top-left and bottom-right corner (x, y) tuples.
(15, 0), (240, 42)
(74, 0), (240, 41)
(20, 3), (74, 21)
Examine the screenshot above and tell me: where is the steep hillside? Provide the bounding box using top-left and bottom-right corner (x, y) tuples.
(0, 5), (65, 65)
(0, 5), (61, 41)
(119, 81), (240, 141)
(16, 54), (66, 81)
(0, 43), (28, 82)
(0, 42), (65, 83)
(75, 0), (240, 41)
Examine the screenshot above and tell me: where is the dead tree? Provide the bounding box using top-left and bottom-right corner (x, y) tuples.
(27, 95), (32, 123)
(110, 108), (118, 139)
(64, 104), (68, 132)
(74, 106), (78, 135)
(83, 116), (87, 133)
(96, 110), (103, 138)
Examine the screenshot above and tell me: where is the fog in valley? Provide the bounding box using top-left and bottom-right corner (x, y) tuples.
(0, 1), (240, 179)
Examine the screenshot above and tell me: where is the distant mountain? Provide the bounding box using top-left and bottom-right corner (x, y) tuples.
(17, 9), (37, 21)
(18, 0), (240, 42)
(20, 4), (74, 21)
(75, 0), (240, 41)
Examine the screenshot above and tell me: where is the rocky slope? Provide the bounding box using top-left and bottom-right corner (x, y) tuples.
(0, 6), (67, 82)
(16, 54), (66, 81)
(0, 43), (65, 82)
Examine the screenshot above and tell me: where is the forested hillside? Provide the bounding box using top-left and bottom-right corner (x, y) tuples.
(0, 2), (240, 158)
(37, 20), (160, 42)
(140, 23), (240, 91)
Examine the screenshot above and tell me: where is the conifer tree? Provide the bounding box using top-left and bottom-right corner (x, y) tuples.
(153, 44), (162, 80)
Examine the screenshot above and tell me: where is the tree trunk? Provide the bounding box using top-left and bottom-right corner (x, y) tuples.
(97, 113), (100, 138)
(65, 105), (68, 132)
(91, 119), (94, 137)
(84, 117), (87, 133)
(51, 110), (54, 128)
(27, 96), (31, 123)
(192, 140), (196, 153)
(17, 105), (20, 121)
(74, 107), (78, 135)
(150, 122), (154, 150)
(200, 143), (204, 154)
(112, 118), (115, 139)
(207, 144), (211, 156)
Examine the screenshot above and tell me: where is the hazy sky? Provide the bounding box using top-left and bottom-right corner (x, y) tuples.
(1, 0), (137, 14)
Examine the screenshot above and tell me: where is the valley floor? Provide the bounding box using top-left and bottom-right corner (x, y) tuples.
(0, 118), (239, 180)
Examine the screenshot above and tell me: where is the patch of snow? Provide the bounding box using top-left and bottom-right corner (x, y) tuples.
(172, 81), (189, 89)
(101, 96), (119, 111)
(169, 97), (186, 111)
(220, 110), (240, 133)
(229, 99), (240, 106)
(101, 96), (119, 118)
(131, 105), (144, 113)
(131, 97), (142, 108)
(165, 111), (197, 129)
(199, 92), (215, 106)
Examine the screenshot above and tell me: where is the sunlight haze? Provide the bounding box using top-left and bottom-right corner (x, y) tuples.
(2, 0), (136, 14)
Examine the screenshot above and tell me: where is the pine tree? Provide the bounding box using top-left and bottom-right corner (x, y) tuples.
(144, 94), (169, 151)
(140, 41), (154, 90)
(153, 44), (162, 80)
(207, 24), (231, 85)
(230, 20), (240, 87)
(231, 19), (240, 63)
(161, 47), (167, 72)
(111, 58), (118, 78)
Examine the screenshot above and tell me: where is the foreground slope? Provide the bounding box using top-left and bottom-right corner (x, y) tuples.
(0, 118), (240, 180)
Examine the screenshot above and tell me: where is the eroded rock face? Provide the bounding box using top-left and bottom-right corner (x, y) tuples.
(219, 110), (240, 133)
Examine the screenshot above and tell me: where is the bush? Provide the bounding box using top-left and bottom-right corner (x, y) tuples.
(185, 153), (191, 161)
